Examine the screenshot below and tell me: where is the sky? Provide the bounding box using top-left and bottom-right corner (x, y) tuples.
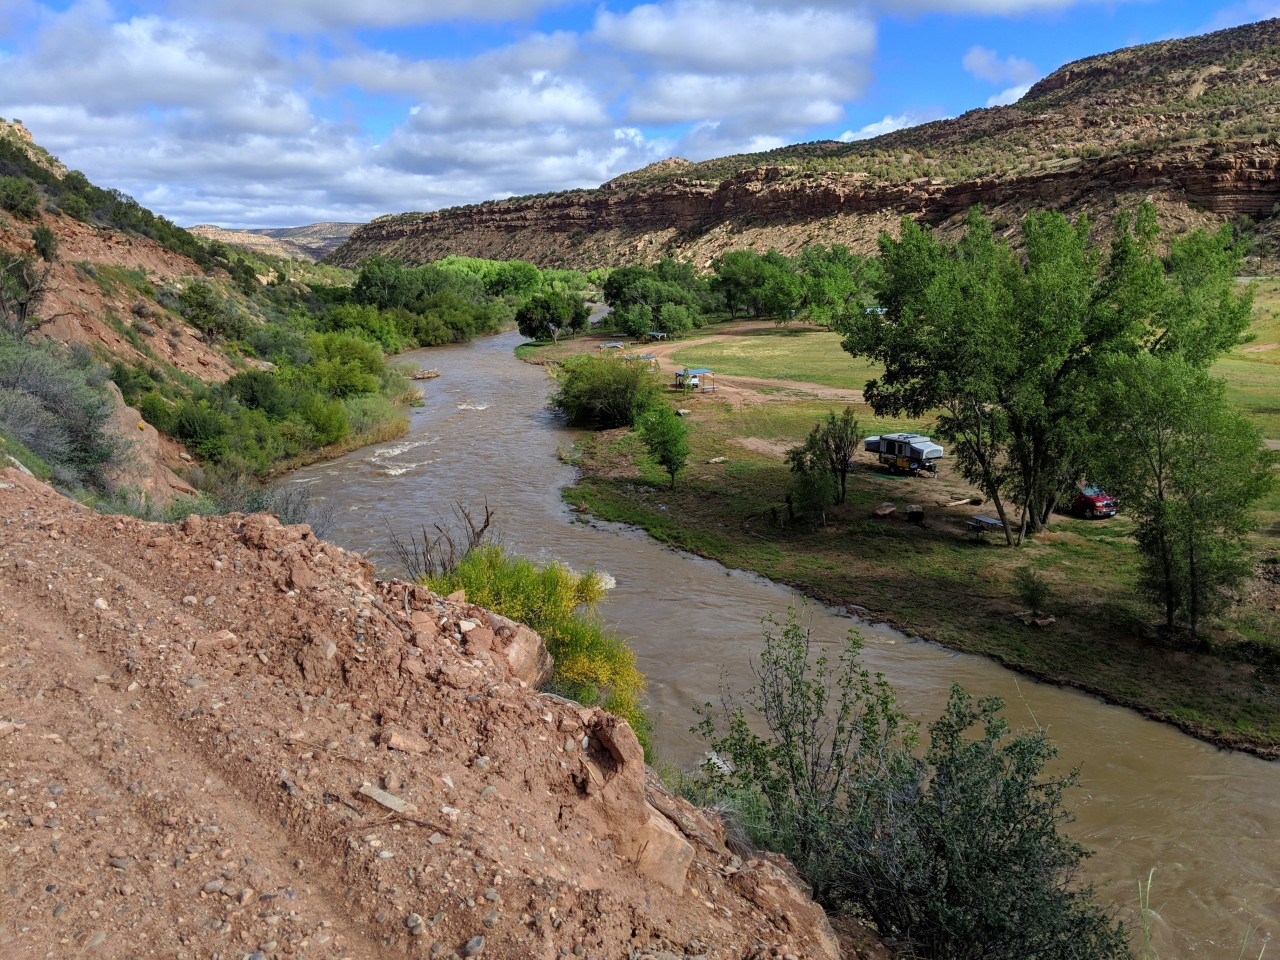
(1, 0), (1278, 229)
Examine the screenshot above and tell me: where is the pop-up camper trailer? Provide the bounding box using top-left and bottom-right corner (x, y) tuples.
(863, 433), (944, 475)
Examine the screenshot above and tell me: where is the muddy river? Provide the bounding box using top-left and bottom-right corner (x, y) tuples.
(291, 331), (1278, 957)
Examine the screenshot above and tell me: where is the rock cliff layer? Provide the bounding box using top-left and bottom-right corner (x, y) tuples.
(329, 18), (1280, 270)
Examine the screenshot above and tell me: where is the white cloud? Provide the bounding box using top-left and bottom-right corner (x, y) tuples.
(170, 0), (556, 30)
(872, 0), (1134, 11)
(0, 0), (1119, 229)
(986, 82), (1033, 106)
(962, 45), (1037, 86)
(839, 109), (947, 141)
(594, 0), (875, 72)
(629, 69), (856, 126)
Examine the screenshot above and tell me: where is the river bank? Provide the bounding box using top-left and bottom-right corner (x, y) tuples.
(285, 330), (1280, 957)
(518, 324), (1280, 758)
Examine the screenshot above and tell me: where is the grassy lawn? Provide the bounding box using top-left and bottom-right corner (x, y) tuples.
(670, 326), (884, 389)
(1212, 278), (1280, 440)
(539, 291), (1280, 756)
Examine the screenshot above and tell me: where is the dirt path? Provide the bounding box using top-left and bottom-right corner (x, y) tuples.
(0, 469), (844, 960)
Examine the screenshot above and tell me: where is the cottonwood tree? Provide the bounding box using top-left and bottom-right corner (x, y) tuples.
(1090, 354), (1274, 642)
(515, 289), (589, 343)
(795, 244), (880, 328)
(843, 205), (1251, 545)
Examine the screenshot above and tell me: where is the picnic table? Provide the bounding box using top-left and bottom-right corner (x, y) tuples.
(965, 515), (1004, 537)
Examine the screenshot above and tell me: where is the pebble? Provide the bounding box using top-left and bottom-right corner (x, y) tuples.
(110, 857), (133, 870)
(182, 595), (198, 605)
(462, 935), (486, 956)
(85, 931), (107, 948)
(406, 913), (423, 930)
(483, 910), (500, 928)
(93, 598), (109, 610)
(428, 832), (446, 845)
(203, 878), (224, 894)
(472, 756), (491, 772)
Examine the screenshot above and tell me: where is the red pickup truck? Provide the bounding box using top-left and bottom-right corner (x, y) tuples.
(1072, 485), (1117, 518)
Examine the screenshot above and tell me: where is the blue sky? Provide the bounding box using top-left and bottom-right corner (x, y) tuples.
(1, 0), (1277, 228)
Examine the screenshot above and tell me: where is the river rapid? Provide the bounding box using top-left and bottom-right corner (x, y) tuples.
(290, 331), (1278, 957)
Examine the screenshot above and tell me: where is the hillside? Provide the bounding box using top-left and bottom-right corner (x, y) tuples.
(329, 17), (1280, 270)
(0, 468), (843, 960)
(190, 222), (361, 262)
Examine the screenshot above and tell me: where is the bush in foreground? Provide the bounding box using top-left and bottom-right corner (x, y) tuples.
(694, 607), (1129, 960)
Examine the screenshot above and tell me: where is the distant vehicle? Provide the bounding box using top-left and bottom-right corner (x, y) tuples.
(687, 374), (700, 388)
(864, 433), (944, 475)
(1072, 485), (1117, 518)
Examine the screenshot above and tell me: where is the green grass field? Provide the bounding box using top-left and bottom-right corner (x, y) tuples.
(671, 326), (883, 389)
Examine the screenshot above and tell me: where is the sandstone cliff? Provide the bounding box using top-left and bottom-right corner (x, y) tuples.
(329, 18), (1280, 270)
(0, 469), (846, 960)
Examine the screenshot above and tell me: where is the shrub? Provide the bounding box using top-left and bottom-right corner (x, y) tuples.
(342, 393), (399, 435)
(1013, 564), (1051, 616)
(430, 544), (649, 747)
(137, 391), (175, 432)
(695, 608), (1128, 960)
(178, 280), (247, 342)
(0, 176), (40, 219)
(171, 399), (231, 460)
(31, 225), (57, 262)
(549, 353), (664, 428)
(293, 393), (348, 446)
(0, 336), (118, 488)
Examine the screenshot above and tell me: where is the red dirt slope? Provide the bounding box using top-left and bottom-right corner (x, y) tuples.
(0, 469), (843, 960)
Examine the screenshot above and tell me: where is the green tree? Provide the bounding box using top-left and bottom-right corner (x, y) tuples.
(656, 302), (695, 338)
(796, 244), (880, 328)
(785, 406), (862, 505)
(710, 249), (765, 318)
(178, 280), (246, 343)
(694, 608), (915, 894)
(602, 264), (701, 333)
(639, 403), (689, 488)
(757, 249), (803, 325)
(352, 254), (422, 310)
(695, 611), (1127, 960)
(789, 463), (838, 525)
(1090, 354), (1274, 641)
(516, 290), (589, 343)
(844, 205), (1251, 545)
